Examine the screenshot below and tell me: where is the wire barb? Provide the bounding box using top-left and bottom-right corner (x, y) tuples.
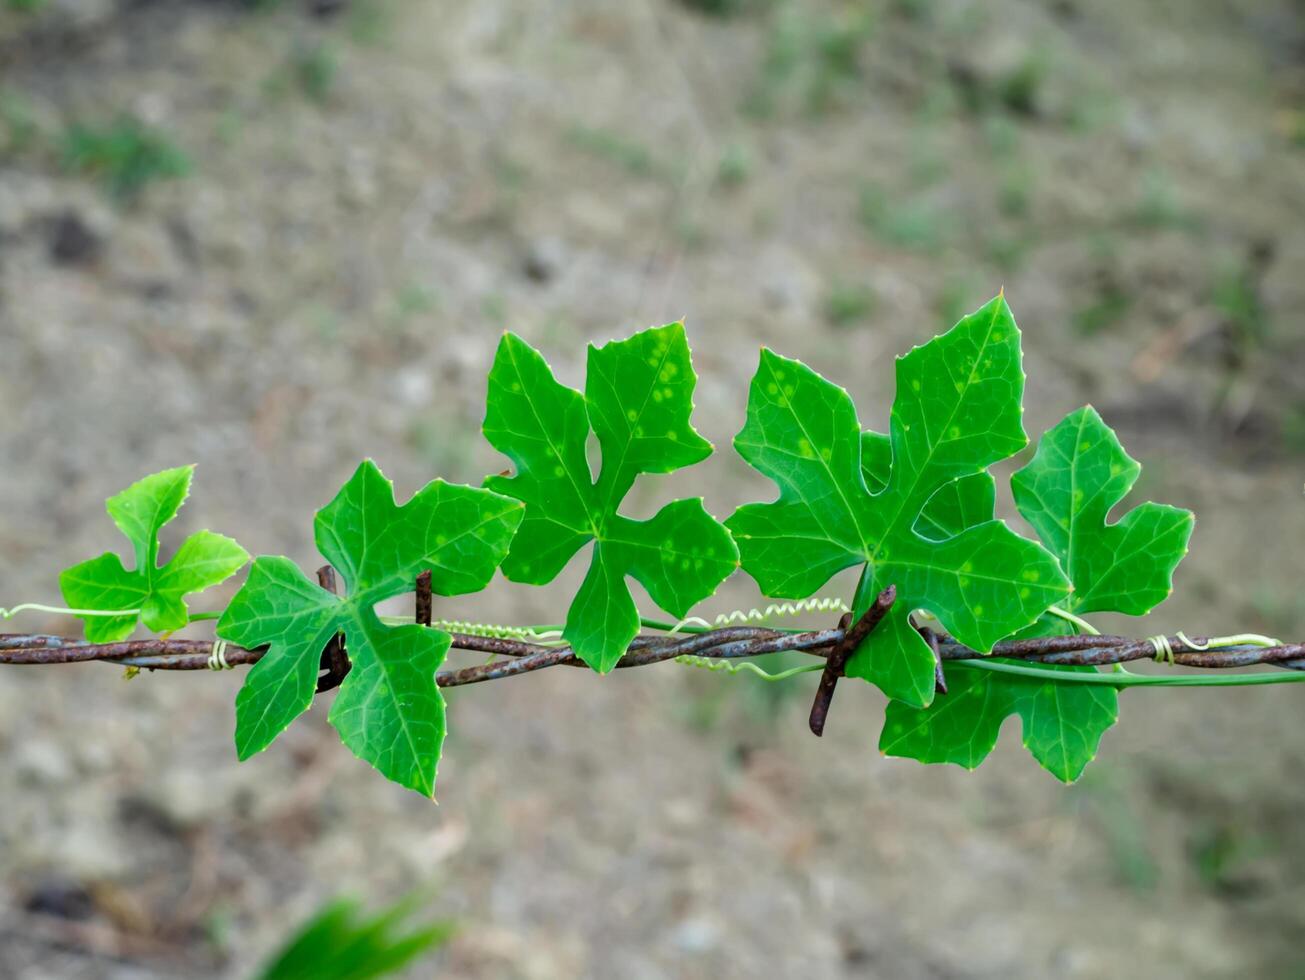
(918, 624), (948, 696)
(315, 565), (350, 693)
(809, 586), (897, 737)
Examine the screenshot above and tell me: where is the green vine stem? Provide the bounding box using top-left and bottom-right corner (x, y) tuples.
(964, 659), (1305, 688)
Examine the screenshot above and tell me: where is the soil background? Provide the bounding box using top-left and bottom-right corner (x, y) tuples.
(3, 1), (1305, 977)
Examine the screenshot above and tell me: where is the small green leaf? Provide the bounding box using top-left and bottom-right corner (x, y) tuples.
(880, 662), (1118, 783)
(218, 460), (523, 797)
(1012, 405), (1195, 616)
(728, 295), (1070, 707)
(59, 466), (249, 641)
(484, 324), (738, 672)
(881, 406), (1195, 781)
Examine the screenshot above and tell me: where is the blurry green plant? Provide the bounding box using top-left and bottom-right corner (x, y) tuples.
(293, 42), (339, 104)
(981, 230), (1030, 272)
(347, 0), (393, 44)
(997, 53), (1047, 117)
(388, 282), (440, 325)
(1291, 111), (1305, 149)
(0, 89), (38, 156)
(60, 116), (189, 200)
(892, 0), (936, 22)
(674, 214), (709, 250)
(858, 182), (950, 253)
(746, 4), (876, 116)
(716, 141), (754, 187)
(255, 895), (455, 980)
(996, 164), (1033, 218)
(1073, 281), (1133, 336)
(1063, 81), (1120, 133)
(1210, 256), (1271, 354)
(981, 114), (1021, 158)
(822, 279), (876, 327)
(566, 125), (662, 177)
(1128, 168), (1200, 231)
(675, 0), (752, 15)
(1187, 821), (1267, 895)
(907, 132), (949, 188)
(951, 48), (1048, 118)
(1281, 404), (1305, 456)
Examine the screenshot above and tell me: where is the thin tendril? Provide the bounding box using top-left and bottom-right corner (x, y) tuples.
(1201, 632), (1283, 649)
(673, 655), (824, 683)
(1047, 605), (1099, 635)
(1149, 631), (1283, 664)
(651, 596), (852, 636)
(378, 615), (569, 646)
(1, 603), (140, 619)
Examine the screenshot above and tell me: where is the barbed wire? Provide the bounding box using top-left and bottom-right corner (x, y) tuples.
(6, 573), (1304, 739)
(4, 623), (1303, 686)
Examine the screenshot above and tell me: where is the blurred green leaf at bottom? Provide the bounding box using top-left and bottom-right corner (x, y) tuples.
(254, 895), (455, 980)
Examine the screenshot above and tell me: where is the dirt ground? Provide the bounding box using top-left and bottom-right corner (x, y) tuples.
(3, 0), (1305, 976)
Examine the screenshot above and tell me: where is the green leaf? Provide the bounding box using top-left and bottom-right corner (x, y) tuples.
(727, 295), (1069, 707)
(255, 894), (455, 980)
(484, 324), (738, 672)
(218, 460), (523, 797)
(1012, 405), (1195, 617)
(880, 405), (1194, 781)
(880, 662), (1119, 782)
(59, 466), (249, 641)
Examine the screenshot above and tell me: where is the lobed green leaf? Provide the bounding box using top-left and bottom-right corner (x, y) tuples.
(219, 460), (523, 797)
(881, 405), (1195, 781)
(880, 661), (1118, 783)
(728, 295), (1070, 708)
(59, 466), (249, 641)
(483, 324), (738, 672)
(1012, 405), (1194, 617)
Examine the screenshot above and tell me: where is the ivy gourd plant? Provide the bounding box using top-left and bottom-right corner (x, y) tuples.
(5, 293), (1302, 799)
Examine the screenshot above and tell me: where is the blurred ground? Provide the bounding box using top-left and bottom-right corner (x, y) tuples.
(3, 0), (1305, 976)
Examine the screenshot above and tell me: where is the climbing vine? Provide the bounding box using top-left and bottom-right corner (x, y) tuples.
(4, 293), (1301, 798)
